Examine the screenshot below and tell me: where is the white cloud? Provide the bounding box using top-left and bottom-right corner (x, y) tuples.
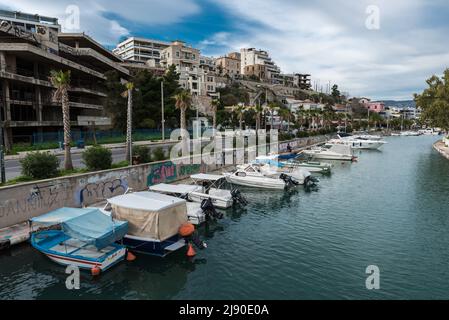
(0, 0), (200, 45)
(204, 0), (449, 100)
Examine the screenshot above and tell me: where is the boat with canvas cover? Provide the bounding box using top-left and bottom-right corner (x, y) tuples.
(106, 192), (206, 257)
(223, 163), (299, 190)
(30, 207), (128, 273)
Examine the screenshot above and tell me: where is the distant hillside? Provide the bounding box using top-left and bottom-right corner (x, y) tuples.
(380, 100), (416, 108)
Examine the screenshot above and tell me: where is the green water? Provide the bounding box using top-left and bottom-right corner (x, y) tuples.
(1, 136), (449, 300)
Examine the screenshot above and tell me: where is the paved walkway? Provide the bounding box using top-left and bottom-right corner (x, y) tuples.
(433, 140), (449, 160)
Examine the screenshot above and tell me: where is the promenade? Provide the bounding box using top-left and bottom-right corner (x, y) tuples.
(433, 139), (449, 160)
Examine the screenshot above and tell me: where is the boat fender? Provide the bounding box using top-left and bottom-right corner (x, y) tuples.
(0, 239), (11, 251)
(179, 223), (195, 237)
(187, 243), (196, 257)
(126, 251), (136, 261)
(91, 266), (101, 276)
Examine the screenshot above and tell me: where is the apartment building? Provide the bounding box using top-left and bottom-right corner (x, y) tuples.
(0, 10), (129, 150)
(113, 37), (170, 65)
(240, 48), (281, 83)
(160, 40), (218, 98)
(215, 52), (241, 78)
(293, 73), (312, 90)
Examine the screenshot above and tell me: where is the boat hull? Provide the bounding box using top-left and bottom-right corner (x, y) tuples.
(122, 234), (186, 257)
(224, 175), (286, 190)
(31, 231), (126, 272)
(303, 151), (353, 161)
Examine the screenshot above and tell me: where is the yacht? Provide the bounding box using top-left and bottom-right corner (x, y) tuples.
(223, 164), (298, 190)
(303, 144), (356, 161)
(329, 133), (387, 150)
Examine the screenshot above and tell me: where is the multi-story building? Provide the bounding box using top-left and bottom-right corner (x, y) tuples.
(366, 101), (385, 113)
(293, 74), (312, 90)
(215, 52), (241, 79)
(0, 9), (61, 33)
(0, 10), (129, 150)
(160, 41), (218, 99)
(113, 37), (170, 66)
(240, 48), (281, 83)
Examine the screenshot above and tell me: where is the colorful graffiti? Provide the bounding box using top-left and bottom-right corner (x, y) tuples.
(77, 178), (128, 205)
(147, 161), (177, 186)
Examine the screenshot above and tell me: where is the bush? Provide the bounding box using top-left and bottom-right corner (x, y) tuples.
(133, 145), (151, 163)
(82, 146), (112, 171)
(152, 147), (167, 161)
(20, 152), (60, 179)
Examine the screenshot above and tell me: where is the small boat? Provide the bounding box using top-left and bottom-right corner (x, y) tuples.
(255, 154), (332, 174)
(401, 131), (421, 136)
(150, 174), (247, 210)
(303, 144), (356, 161)
(326, 138), (387, 150)
(223, 163), (298, 190)
(418, 128), (441, 136)
(106, 191), (206, 257)
(148, 184), (214, 224)
(30, 207), (128, 274)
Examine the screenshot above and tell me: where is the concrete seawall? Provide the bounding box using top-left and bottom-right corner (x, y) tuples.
(433, 140), (449, 160)
(0, 135), (328, 230)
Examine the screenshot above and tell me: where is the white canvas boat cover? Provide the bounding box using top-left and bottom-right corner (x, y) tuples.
(329, 144), (352, 156)
(107, 192), (188, 241)
(149, 183), (199, 194)
(190, 173), (225, 181)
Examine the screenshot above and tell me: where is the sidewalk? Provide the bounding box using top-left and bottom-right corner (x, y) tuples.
(433, 140), (449, 160)
(5, 139), (176, 161)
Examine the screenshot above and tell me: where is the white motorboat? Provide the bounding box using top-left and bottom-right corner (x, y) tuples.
(339, 132), (383, 141)
(326, 138), (387, 150)
(254, 154), (332, 174)
(418, 128), (440, 136)
(223, 164), (298, 190)
(303, 144), (356, 161)
(401, 131), (421, 136)
(148, 184), (222, 224)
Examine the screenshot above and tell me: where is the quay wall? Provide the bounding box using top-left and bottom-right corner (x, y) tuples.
(433, 140), (449, 161)
(0, 135), (328, 229)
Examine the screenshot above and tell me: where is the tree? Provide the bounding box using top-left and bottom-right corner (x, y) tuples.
(331, 84), (341, 103)
(211, 99), (219, 133)
(174, 90), (192, 152)
(267, 102), (279, 129)
(415, 69), (449, 131)
(235, 105), (245, 131)
(121, 82), (134, 163)
(50, 70), (73, 170)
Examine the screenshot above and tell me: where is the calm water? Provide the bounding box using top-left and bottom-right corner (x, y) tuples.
(1, 136), (449, 300)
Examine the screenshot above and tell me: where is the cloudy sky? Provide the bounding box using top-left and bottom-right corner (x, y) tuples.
(2, 0), (449, 100)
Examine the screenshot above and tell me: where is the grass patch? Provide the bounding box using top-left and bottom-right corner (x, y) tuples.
(111, 160), (129, 169)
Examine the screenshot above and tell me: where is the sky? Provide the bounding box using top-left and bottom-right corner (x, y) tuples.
(2, 0), (449, 100)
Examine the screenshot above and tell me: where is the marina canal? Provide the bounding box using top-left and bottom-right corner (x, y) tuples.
(1, 135), (448, 300)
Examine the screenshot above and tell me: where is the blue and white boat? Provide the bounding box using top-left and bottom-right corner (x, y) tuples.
(30, 207), (128, 273)
(106, 192), (204, 257)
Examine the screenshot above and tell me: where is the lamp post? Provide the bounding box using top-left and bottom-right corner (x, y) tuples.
(0, 124), (5, 183)
(161, 81), (165, 141)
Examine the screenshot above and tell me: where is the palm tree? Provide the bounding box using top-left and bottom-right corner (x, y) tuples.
(121, 82), (134, 163)
(50, 70), (73, 170)
(174, 90), (192, 152)
(254, 104), (264, 132)
(235, 105), (245, 131)
(211, 99), (219, 134)
(267, 102), (278, 129)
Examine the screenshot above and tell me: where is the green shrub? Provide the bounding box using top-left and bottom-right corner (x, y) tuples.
(20, 152), (60, 179)
(152, 147), (167, 161)
(133, 145), (152, 163)
(82, 145), (112, 171)
(112, 160), (129, 169)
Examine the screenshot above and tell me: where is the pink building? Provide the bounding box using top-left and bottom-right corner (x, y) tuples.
(366, 101), (385, 113)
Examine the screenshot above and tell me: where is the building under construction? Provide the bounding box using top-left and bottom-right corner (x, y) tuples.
(0, 10), (129, 150)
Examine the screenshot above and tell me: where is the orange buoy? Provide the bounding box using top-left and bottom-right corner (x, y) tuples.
(126, 251), (136, 261)
(186, 243), (196, 257)
(91, 265), (101, 276)
(179, 223), (195, 237)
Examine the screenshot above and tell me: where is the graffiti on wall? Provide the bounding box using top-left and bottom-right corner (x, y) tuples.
(0, 181), (73, 222)
(76, 178), (128, 206)
(147, 161), (177, 186)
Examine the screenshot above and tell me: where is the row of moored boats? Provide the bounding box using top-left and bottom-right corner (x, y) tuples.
(29, 132), (386, 275)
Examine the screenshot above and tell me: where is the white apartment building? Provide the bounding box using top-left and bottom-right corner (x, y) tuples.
(160, 41), (218, 98)
(0, 9), (61, 33)
(240, 48), (281, 83)
(113, 37), (170, 65)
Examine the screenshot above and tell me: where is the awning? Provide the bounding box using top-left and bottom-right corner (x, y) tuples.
(149, 183), (199, 195)
(30, 207), (98, 225)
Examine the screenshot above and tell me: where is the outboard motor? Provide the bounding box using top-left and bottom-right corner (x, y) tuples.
(303, 176), (319, 191)
(280, 173), (299, 188)
(201, 198), (223, 220)
(179, 223), (207, 258)
(231, 188), (248, 206)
